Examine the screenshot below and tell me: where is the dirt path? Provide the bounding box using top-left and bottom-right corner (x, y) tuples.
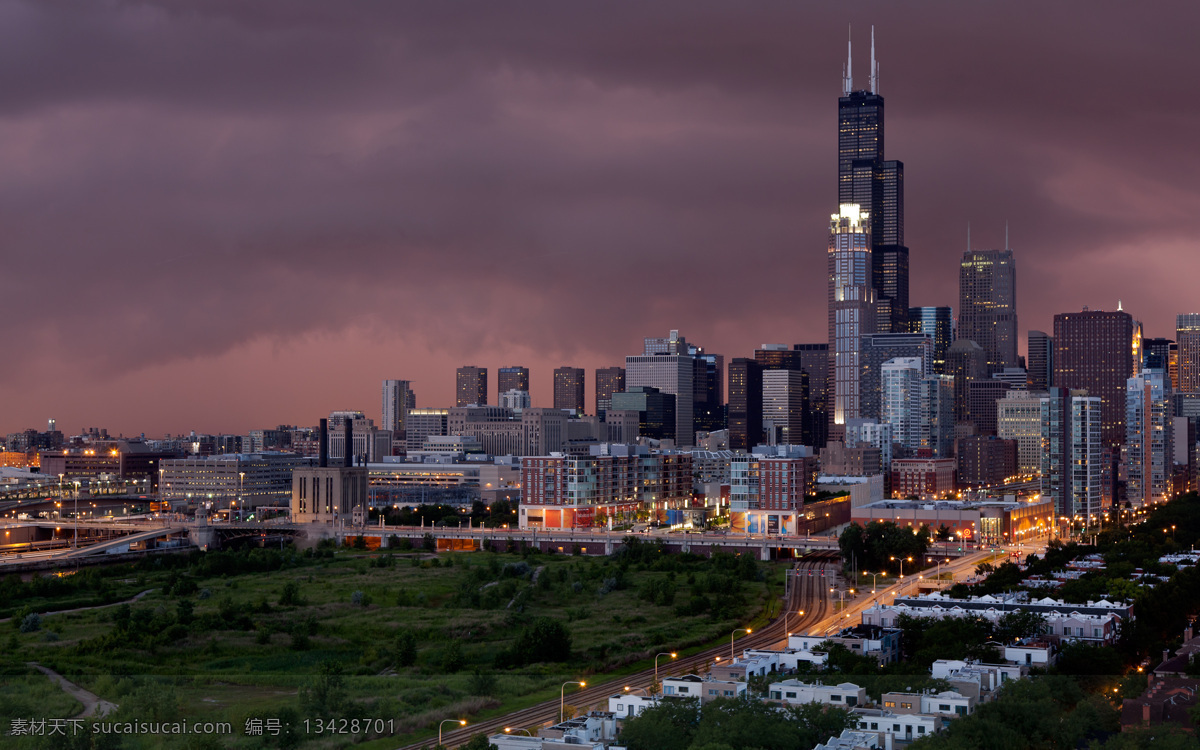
(28, 663), (118, 718)
(0, 588), (154, 624)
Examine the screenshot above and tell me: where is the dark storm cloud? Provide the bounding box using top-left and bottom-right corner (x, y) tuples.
(1, 0), (1198, 432)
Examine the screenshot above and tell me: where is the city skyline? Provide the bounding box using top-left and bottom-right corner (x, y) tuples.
(3, 2), (1199, 435)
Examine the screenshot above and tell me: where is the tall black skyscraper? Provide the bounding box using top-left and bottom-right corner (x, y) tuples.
(838, 28), (908, 333)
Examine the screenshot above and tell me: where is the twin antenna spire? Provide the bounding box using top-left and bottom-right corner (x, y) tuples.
(843, 25), (880, 96)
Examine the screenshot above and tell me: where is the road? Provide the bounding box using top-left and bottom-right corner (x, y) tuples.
(399, 556), (839, 750)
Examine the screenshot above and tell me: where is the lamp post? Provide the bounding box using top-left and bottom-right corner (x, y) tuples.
(623, 686), (650, 696)
(785, 609), (805, 637)
(890, 556), (912, 594)
(654, 652), (676, 692)
(238, 471), (245, 521)
(731, 628), (751, 661)
(438, 719), (466, 747)
(561, 681), (585, 722)
(504, 728), (533, 736)
(73, 480), (80, 549)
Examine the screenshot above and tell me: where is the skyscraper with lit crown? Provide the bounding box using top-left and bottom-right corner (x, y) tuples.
(828, 203), (874, 441)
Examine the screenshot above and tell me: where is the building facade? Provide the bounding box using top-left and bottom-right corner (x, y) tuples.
(908, 306), (954, 374)
(553, 367), (586, 416)
(497, 366), (530, 399)
(1177, 314), (1200, 393)
(1053, 309), (1135, 449)
(1126, 369), (1173, 508)
(958, 249), (1018, 374)
(456, 366), (488, 407)
(595, 366), (626, 417)
(829, 204), (875, 440)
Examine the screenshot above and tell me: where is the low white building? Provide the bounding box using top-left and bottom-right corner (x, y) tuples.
(851, 707), (941, 744)
(662, 674), (745, 703)
(930, 660), (1026, 701)
(881, 690), (974, 718)
(710, 651), (777, 682)
(788, 624), (903, 665)
(607, 693), (658, 719)
(745, 646), (828, 671)
(491, 713), (617, 750)
(767, 679), (866, 708)
(1004, 639), (1057, 667)
(813, 729), (881, 750)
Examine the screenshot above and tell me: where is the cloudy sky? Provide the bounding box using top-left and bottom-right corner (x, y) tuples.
(2, 1), (1198, 437)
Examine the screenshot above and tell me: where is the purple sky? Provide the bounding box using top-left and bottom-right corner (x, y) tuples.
(3, 1), (1198, 437)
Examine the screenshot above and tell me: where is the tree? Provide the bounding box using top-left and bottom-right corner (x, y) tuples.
(300, 661), (346, 716)
(395, 631), (418, 667)
(460, 734), (498, 750)
(618, 697), (700, 750)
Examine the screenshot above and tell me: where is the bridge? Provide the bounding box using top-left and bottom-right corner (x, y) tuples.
(0, 517), (980, 567)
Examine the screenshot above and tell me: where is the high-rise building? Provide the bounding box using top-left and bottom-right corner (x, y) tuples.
(997, 390), (1045, 477)
(858, 332), (934, 420)
(921, 374), (956, 458)
(381, 379), (415, 437)
(882, 357), (924, 456)
(553, 367), (586, 416)
(1041, 388), (1102, 521)
(956, 436), (1018, 489)
(595, 367), (626, 417)
(1126, 369), (1173, 508)
(762, 370), (808, 446)
(728, 358), (764, 452)
(838, 31), (907, 333)
(610, 387), (677, 442)
(828, 204), (875, 440)
(626, 330), (700, 447)
(1027, 331), (1054, 391)
(907, 306), (953, 374)
(966, 379), (1014, 436)
(1053, 309), (1135, 448)
(404, 409), (449, 453)
(958, 249), (1018, 374)
(1142, 338), (1174, 375)
(456, 366), (488, 407)
(497, 366), (530, 400)
(945, 339), (987, 425)
(499, 389), (531, 412)
(692, 349), (725, 434)
(1177, 314), (1200, 393)
(794, 344), (831, 448)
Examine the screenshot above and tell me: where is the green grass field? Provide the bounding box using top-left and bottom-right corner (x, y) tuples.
(0, 541), (783, 748)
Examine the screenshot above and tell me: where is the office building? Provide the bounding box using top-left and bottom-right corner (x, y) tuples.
(1142, 338), (1174, 377)
(946, 339), (988, 425)
(1178, 314), (1200, 393)
(958, 249), (1018, 374)
(1027, 331), (1053, 391)
(497, 366), (530, 399)
(1126, 370), (1173, 508)
(326, 411), (393, 464)
(921, 375), (956, 458)
(626, 330), (697, 447)
(890, 457), (956, 500)
(966, 379), (1014, 437)
(828, 204), (875, 440)
(595, 367), (626, 417)
(499, 389), (531, 412)
(693, 350), (726, 434)
(838, 36), (908, 333)
(404, 409), (449, 453)
(381, 380), (415, 439)
(1040, 388), (1102, 521)
(908, 306), (954, 374)
(610, 387), (677, 443)
(794, 344), (831, 448)
(730, 447), (819, 535)
(456, 366), (488, 407)
(762, 370), (808, 446)
(956, 436), (1018, 489)
(859, 332), (934, 420)
(1053, 309), (1135, 448)
(845, 419), (893, 473)
(728, 358), (764, 452)
(161, 453), (313, 509)
(997, 390), (1046, 477)
(553, 367), (586, 416)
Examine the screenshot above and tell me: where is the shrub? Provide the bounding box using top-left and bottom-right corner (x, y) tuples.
(19, 613), (41, 633)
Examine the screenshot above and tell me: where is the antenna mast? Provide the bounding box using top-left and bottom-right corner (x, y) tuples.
(843, 25), (853, 96)
(870, 26), (878, 93)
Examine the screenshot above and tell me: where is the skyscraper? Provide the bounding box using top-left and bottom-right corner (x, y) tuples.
(626, 330), (697, 447)
(838, 29), (907, 333)
(794, 344), (830, 448)
(595, 367), (626, 417)
(497, 366), (530, 400)
(728, 358), (764, 452)
(691, 349), (725, 434)
(1126, 369), (1172, 508)
(908, 306), (953, 374)
(1053, 309), (1135, 448)
(828, 204), (875, 441)
(1177, 314), (1200, 393)
(553, 367), (586, 416)
(958, 248), (1018, 374)
(456, 366), (488, 407)
(858, 332), (934, 420)
(1041, 388), (1102, 521)
(882, 357), (924, 456)
(1027, 330), (1054, 391)
(381, 379), (415, 437)
(762, 370), (807, 445)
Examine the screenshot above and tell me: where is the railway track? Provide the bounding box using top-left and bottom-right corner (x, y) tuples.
(399, 553), (841, 749)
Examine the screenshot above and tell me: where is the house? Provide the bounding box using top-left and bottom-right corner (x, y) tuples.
(929, 660), (1026, 702)
(813, 729), (881, 750)
(710, 651), (777, 681)
(767, 679), (866, 708)
(744, 646), (828, 671)
(491, 712), (618, 750)
(880, 690), (974, 718)
(662, 674), (746, 703)
(1004, 638), (1057, 667)
(788, 624), (903, 665)
(1119, 675), (1198, 733)
(607, 693), (658, 719)
(851, 707), (941, 744)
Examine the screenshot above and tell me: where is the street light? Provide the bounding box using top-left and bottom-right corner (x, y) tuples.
(504, 728), (533, 736)
(73, 480), (81, 549)
(654, 652), (677, 692)
(731, 628), (751, 661)
(623, 686), (650, 696)
(890, 556), (912, 594)
(561, 681), (585, 722)
(785, 609), (805, 636)
(438, 719), (466, 747)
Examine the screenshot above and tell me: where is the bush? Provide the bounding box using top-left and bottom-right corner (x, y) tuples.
(19, 613), (41, 633)
(279, 581), (304, 606)
(440, 640), (466, 673)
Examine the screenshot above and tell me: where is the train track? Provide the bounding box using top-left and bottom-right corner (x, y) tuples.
(400, 554), (841, 749)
